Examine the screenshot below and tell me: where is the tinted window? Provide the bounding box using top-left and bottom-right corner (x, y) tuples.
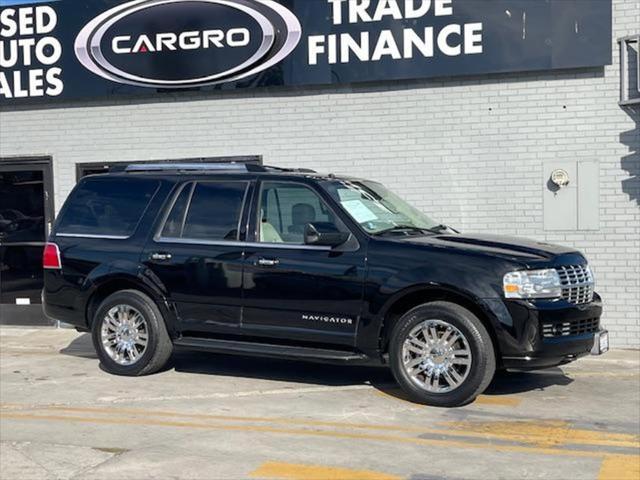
(57, 177), (159, 237)
(182, 182), (248, 241)
(258, 182), (338, 244)
(161, 184), (193, 238)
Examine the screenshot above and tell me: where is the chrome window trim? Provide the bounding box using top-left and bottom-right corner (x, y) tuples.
(153, 237), (331, 251)
(179, 182), (197, 238)
(236, 182), (251, 241)
(56, 233), (130, 240)
(152, 179), (345, 252)
(153, 182), (193, 242)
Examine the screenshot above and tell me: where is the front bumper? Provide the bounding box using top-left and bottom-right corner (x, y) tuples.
(498, 294), (604, 370)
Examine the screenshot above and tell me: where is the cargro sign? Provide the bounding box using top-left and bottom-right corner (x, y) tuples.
(0, 0), (612, 104)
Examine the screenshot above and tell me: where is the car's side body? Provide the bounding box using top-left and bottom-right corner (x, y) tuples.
(44, 169), (603, 372)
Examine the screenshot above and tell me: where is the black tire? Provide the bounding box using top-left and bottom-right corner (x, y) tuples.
(91, 289), (173, 376)
(389, 301), (496, 407)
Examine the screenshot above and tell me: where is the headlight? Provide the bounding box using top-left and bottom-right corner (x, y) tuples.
(503, 269), (562, 299)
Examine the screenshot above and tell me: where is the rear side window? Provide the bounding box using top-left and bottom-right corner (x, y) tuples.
(56, 177), (159, 237)
(160, 181), (248, 242)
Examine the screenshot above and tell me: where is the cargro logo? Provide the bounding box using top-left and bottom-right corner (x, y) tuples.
(74, 0), (302, 88)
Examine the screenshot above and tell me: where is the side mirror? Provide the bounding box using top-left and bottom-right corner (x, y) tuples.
(304, 223), (350, 247)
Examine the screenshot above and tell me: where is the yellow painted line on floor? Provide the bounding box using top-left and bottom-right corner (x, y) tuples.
(374, 388), (521, 407)
(2, 411), (639, 462)
(439, 420), (640, 449)
(374, 391), (638, 449)
(471, 395), (522, 407)
(0, 402), (441, 435)
(599, 454), (640, 480)
(1, 403), (638, 450)
(250, 461), (400, 480)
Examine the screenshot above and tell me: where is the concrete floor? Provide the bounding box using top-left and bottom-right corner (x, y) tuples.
(0, 326), (638, 480)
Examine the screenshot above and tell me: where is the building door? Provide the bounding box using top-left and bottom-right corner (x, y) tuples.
(0, 158), (55, 325)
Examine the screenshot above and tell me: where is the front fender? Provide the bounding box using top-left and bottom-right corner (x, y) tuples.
(378, 282), (509, 327)
(359, 242), (520, 355)
(370, 258), (508, 319)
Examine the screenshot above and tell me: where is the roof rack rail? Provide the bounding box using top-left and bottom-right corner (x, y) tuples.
(122, 163), (318, 174)
(125, 163), (251, 173)
(260, 165), (317, 173)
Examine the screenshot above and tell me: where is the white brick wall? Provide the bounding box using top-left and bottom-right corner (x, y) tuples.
(2, 0), (639, 347)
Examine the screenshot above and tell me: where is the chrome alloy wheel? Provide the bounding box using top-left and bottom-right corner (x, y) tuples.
(401, 319), (472, 393)
(100, 304), (149, 366)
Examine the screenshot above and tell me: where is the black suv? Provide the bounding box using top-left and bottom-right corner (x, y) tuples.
(43, 163), (608, 407)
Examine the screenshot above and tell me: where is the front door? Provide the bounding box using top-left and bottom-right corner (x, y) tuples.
(142, 179), (251, 336)
(242, 181), (366, 347)
(0, 159), (55, 325)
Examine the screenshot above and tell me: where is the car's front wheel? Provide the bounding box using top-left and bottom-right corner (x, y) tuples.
(389, 301), (496, 407)
(91, 289), (173, 376)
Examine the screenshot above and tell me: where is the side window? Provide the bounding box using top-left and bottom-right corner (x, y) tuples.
(258, 182), (338, 244)
(181, 182), (248, 241)
(56, 177), (159, 237)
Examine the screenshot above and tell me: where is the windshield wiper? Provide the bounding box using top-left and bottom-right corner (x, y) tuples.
(373, 225), (428, 236)
(427, 224), (459, 234)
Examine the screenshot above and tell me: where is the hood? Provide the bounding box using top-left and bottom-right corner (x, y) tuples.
(391, 232), (579, 263)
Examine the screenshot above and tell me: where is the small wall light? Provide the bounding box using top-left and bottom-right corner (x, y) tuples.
(550, 169), (570, 188)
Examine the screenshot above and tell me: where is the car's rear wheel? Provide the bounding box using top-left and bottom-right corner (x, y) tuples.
(91, 289), (173, 376)
(389, 301), (495, 407)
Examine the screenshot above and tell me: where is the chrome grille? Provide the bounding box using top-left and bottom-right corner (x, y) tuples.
(542, 318), (600, 338)
(555, 265), (594, 305)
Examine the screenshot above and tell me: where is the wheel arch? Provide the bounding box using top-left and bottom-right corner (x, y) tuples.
(85, 275), (176, 336)
(378, 285), (501, 360)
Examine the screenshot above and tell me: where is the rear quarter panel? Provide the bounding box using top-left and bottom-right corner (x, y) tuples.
(44, 179), (176, 328)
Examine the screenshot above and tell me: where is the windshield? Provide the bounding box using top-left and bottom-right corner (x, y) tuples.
(321, 180), (439, 234)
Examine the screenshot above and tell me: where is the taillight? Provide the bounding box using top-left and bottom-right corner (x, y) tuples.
(43, 243), (62, 269)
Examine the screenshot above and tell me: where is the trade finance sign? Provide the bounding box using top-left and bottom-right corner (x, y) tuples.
(0, 0), (612, 104)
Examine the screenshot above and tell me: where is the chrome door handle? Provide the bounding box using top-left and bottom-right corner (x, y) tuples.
(257, 258), (279, 267)
(150, 252), (172, 261)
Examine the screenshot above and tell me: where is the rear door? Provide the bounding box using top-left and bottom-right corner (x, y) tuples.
(142, 179), (252, 336)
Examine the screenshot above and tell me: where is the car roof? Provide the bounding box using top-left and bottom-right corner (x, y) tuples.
(82, 163), (366, 183)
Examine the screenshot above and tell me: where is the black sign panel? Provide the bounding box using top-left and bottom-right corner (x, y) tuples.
(0, 0), (612, 104)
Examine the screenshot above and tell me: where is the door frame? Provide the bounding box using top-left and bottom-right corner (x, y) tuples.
(0, 156), (55, 234)
(0, 156), (55, 325)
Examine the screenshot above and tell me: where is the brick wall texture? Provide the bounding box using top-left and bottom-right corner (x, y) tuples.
(2, 0), (639, 347)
